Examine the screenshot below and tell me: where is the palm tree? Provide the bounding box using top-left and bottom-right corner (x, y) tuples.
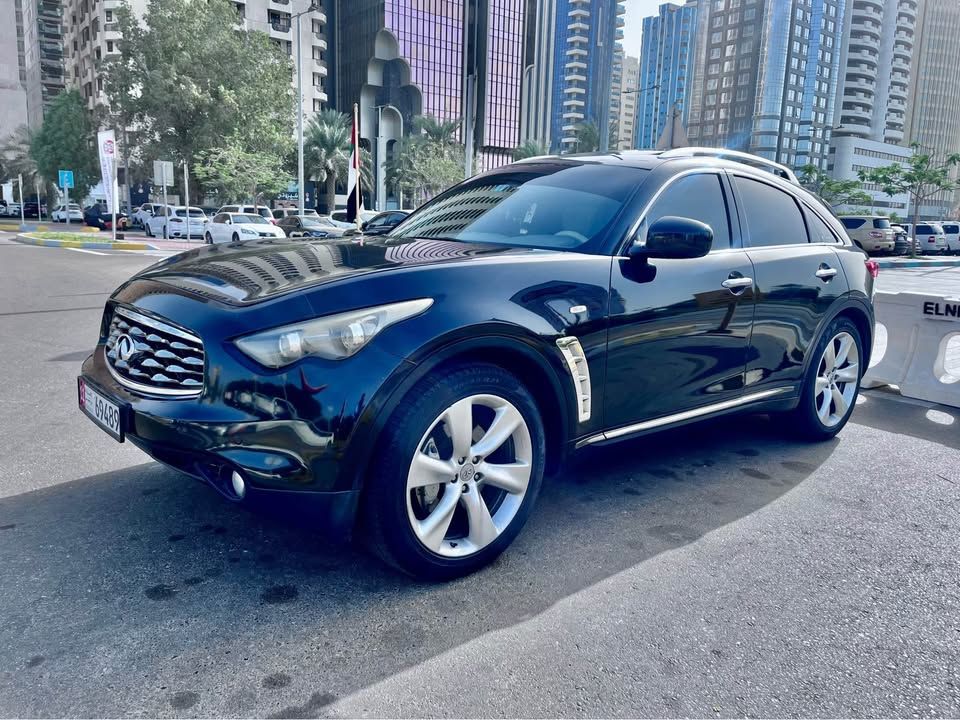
(412, 114), (461, 146)
(512, 140), (548, 161)
(0, 126), (40, 184)
(573, 122), (600, 153)
(304, 110), (375, 214)
(304, 110), (351, 214)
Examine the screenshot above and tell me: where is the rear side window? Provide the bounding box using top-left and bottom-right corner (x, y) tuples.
(841, 218), (865, 230)
(872, 218), (891, 229)
(805, 208), (838, 244)
(944, 224), (959, 234)
(917, 224), (938, 234)
(645, 173), (731, 250)
(734, 176), (808, 247)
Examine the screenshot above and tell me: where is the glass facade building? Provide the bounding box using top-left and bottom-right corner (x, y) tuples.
(635, 2), (697, 149)
(549, 0), (622, 152)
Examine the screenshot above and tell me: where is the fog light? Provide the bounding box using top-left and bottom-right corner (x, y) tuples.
(231, 471), (246, 499)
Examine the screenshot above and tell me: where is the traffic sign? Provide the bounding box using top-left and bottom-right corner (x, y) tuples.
(153, 160), (174, 187)
(58, 169), (74, 189)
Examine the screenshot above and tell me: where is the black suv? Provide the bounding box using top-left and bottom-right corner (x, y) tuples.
(78, 150), (875, 579)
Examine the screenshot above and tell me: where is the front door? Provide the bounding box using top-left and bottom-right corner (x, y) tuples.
(604, 171), (756, 431)
(728, 173), (849, 394)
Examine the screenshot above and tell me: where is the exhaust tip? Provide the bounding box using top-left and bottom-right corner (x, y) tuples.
(230, 471), (246, 499)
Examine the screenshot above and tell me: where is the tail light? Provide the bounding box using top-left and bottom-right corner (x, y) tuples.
(865, 259), (880, 279)
(869, 231), (882, 238)
(929, 235), (936, 243)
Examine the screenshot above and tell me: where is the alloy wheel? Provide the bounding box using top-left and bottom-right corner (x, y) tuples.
(815, 331), (860, 427)
(405, 394), (532, 558)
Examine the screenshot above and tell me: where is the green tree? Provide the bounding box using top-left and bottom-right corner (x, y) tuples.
(0, 126), (40, 185)
(193, 138), (290, 204)
(304, 110), (374, 213)
(797, 164), (873, 209)
(573, 122), (600, 153)
(512, 140), (548, 161)
(29, 90), (100, 201)
(102, 0), (294, 202)
(411, 115), (461, 146)
(858, 147), (960, 256)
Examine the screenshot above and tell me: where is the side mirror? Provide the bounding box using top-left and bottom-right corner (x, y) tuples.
(629, 216), (713, 260)
(361, 221), (369, 231)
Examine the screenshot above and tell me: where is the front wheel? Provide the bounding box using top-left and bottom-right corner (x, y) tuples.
(204, 232), (213, 244)
(231, 233), (239, 243)
(786, 317), (863, 441)
(361, 364), (546, 580)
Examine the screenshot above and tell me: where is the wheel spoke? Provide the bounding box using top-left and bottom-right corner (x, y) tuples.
(471, 404), (523, 458)
(461, 486), (499, 548)
(832, 384), (849, 417)
(443, 397), (474, 459)
(409, 452), (456, 488)
(416, 488), (459, 552)
(835, 334), (854, 367)
(478, 460), (530, 495)
(815, 375), (830, 394)
(817, 386), (833, 422)
(823, 338), (837, 371)
(835, 363), (859, 383)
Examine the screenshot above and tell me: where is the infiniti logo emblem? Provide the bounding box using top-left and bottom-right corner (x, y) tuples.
(116, 334), (137, 362)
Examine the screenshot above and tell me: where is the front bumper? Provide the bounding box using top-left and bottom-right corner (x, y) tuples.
(78, 293), (417, 537)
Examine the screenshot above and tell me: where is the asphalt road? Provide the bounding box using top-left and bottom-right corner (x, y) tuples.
(1, 236), (959, 718)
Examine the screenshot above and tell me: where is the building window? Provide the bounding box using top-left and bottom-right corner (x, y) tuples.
(106, 40), (114, 52)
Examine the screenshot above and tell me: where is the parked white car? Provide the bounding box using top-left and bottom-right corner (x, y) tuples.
(146, 205), (207, 239)
(940, 222), (960, 254)
(204, 212), (285, 244)
(4, 203), (21, 217)
(217, 204), (276, 223)
(330, 209), (379, 228)
(52, 203), (84, 222)
(272, 207), (321, 220)
(133, 203), (164, 228)
(901, 222), (948, 254)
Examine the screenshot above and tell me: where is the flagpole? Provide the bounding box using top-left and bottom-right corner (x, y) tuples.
(353, 102), (361, 233)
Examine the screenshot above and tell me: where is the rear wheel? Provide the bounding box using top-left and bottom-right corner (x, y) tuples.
(362, 364), (546, 580)
(786, 317), (863, 440)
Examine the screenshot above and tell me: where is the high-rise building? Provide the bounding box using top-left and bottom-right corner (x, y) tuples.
(1, 0), (29, 134)
(828, 0), (918, 213)
(616, 54), (638, 150)
(635, 2), (696, 150)
(608, 47), (623, 147)
(60, 0), (331, 115)
(335, 0), (526, 204)
(21, 0), (65, 128)
(549, 0), (622, 152)
(519, 0), (557, 148)
(687, 0), (846, 170)
(903, 0), (960, 217)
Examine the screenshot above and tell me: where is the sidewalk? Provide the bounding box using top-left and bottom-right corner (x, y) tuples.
(876, 255), (960, 269)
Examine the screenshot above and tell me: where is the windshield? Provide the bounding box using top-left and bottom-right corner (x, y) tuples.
(236, 214), (268, 224)
(176, 207), (205, 217)
(302, 217), (334, 227)
(391, 163), (649, 250)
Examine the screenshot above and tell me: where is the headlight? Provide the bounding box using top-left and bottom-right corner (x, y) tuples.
(241, 227), (257, 235)
(234, 298), (433, 367)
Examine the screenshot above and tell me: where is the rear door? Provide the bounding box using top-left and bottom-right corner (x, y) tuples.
(729, 172), (849, 395)
(604, 171), (756, 429)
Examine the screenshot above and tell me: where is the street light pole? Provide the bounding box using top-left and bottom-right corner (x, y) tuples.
(296, 11), (305, 215)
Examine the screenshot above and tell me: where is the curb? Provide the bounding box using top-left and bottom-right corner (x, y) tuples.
(18, 222), (101, 234)
(876, 257), (960, 269)
(14, 233), (155, 251)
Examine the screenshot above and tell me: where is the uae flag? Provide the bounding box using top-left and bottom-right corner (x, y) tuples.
(346, 102), (363, 224)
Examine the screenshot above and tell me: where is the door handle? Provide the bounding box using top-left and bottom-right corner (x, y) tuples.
(815, 265), (837, 281)
(721, 275), (753, 294)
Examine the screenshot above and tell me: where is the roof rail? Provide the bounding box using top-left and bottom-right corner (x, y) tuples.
(659, 147), (800, 185)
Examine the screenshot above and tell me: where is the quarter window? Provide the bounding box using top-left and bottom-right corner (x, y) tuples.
(805, 209), (838, 244)
(734, 177), (808, 247)
(643, 174), (732, 250)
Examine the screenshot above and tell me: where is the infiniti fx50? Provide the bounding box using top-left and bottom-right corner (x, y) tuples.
(78, 149), (876, 579)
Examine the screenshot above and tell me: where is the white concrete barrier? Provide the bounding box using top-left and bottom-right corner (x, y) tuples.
(862, 291), (960, 408)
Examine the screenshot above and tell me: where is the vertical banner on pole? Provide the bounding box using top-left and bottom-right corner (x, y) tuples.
(346, 103), (362, 230)
(97, 129), (118, 215)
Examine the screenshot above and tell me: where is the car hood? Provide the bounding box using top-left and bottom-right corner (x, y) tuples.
(134, 235), (548, 305)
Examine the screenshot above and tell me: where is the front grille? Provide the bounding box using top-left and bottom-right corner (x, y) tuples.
(105, 306), (205, 396)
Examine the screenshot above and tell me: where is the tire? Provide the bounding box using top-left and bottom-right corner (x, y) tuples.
(786, 316), (863, 441)
(145, 223), (153, 237)
(361, 363), (546, 580)
(163, 225), (168, 240)
(204, 232), (213, 245)
(232, 233), (239, 243)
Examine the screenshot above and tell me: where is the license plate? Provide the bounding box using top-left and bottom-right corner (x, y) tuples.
(78, 378), (124, 441)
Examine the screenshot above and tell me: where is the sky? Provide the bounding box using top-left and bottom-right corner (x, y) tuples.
(620, 0), (664, 60)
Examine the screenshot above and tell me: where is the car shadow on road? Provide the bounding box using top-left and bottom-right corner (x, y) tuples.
(854, 388), (960, 451)
(0, 413), (838, 718)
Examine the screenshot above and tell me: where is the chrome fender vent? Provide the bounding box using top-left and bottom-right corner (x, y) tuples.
(556, 336), (592, 423)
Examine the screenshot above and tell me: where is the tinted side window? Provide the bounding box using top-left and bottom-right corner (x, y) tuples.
(805, 208), (838, 244)
(645, 173), (731, 250)
(943, 224), (959, 234)
(841, 218), (865, 230)
(734, 177), (808, 247)
(872, 218), (891, 229)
